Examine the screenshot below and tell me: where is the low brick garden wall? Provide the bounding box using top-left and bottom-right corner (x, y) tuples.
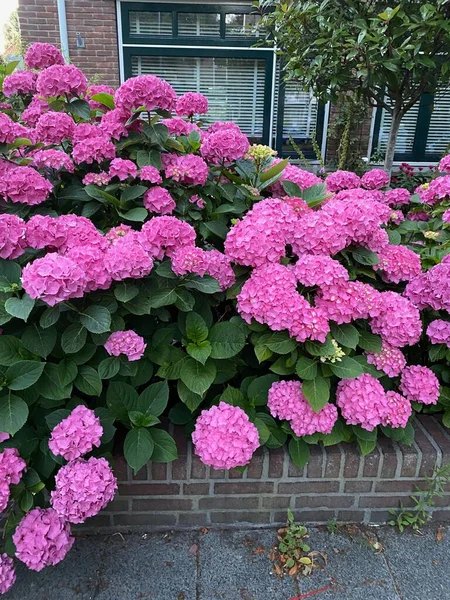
(85, 415), (450, 532)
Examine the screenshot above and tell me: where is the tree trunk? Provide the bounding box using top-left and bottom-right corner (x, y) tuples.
(383, 104), (402, 175)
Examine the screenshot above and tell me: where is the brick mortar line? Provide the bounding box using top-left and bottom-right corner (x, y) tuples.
(417, 418), (443, 468)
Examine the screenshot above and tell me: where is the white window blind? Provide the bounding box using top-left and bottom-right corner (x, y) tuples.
(129, 11), (172, 36)
(132, 55), (266, 138)
(177, 13), (220, 37)
(377, 104), (420, 154)
(225, 13), (261, 37)
(426, 93), (450, 156)
(283, 82), (318, 139)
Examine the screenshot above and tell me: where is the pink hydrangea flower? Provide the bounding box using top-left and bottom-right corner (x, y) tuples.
(99, 109), (129, 140)
(205, 249), (235, 290)
(439, 154), (450, 173)
(32, 149), (74, 173)
(0, 553), (16, 595)
(292, 255), (349, 288)
(384, 188), (411, 206)
(366, 341), (406, 377)
(162, 117), (200, 137)
(26, 215), (67, 249)
(407, 210), (429, 221)
(374, 244), (421, 283)
(140, 216), (196, 260)
(175, 92), (208, 117)
(268, 380), (337, 436)
(0, 481), (10, 513)
(104, 330), (146, 361)
(171, 246), (209, 277)
(72, 123), (100, 144)
(0, 113), (21, 144)
(337, 374), (389, 431)
(326, 170), (361, 192)
(72, 135), (116, 164)
(22, 253), (86, 306)
(115, 74), (177, 113)
(316, 281), (381, 324)
(143, 186), (176, 215)
(2, 70), (36, 97)
(416, 176), (450, 205)
(201, 127), (249, 164)
(35, 111), (75, 144)
(382, 391), (412, 429)
(82, 172), (111, 186)
(0, 214), (27, 259)
(283, 195), (312, 216)
(427, 320), (450, 348)
(36, 64), (87, 97)
(189, 194), (205, 209)
(405, 261), (450, 312)
(108, 158), (137, 181)
(86, 84), (115, 110)
(361, 168), (390, 190)
(139, 166), (162, 184)
(49, 405), (103, 461)
(225, 198), (299, 267)
(104, 232), (153, 281)
(0, 448), (27, 485)
(0, 433), (10, 443)
(192, 402), (260, 470)
(22, 96), (49, 126)
(399, 365), (440, 405)
(443, 209), (450, 224)
(13, 508), (74, 572)
(165, 154), (209, 186)
(105, 224), (132, 245)
(370, 291), (422, 348)
(31, 214), (106, 254)
(25, 42), (64, 69)
(66, 245), (111, 292)
(1, 166), (53, 205)
(51, 457), (117, 524)
(270, 162), (322, 196)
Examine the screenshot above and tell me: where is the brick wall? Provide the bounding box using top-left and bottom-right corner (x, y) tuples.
(80, 415), (450, 533)
(17, 0), (120, 87)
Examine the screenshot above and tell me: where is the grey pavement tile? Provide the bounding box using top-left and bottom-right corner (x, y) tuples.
(377, 524), (450, 600)
(197, 529), (298, 600)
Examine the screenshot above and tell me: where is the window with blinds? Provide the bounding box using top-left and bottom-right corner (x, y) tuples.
(377, 104), (420, 155)
(131, 55), (266, 139)
(129, 11), (172, 37)
(426, 93), (450, 156)
(225, 13), (261, 37)
(283, 83), (318, 139)
(177, 13), (220, 37)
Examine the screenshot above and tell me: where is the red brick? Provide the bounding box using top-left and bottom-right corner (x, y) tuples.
(132, 498), (192, 511)
(344, 481), (373, 493)
(199, 497), (259, 510)
(278, 481), (339, 494)
(214, 482), (274, 494)
(113, 514), (177, 527)
(295, 496), (353, 509)
(118, 483), (180, 496)
(183, 483), (209, 495)
(268, 447), (285, 478)
(210, 512), (270, 524)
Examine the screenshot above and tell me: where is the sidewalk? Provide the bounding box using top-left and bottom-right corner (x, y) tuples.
(6, 524), (450, 599)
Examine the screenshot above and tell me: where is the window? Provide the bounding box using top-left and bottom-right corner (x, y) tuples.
(129, 11), (172, 37)
(225, 13), (261, 38)
(377, 104), (420, 156)
(178, 13), (220, 37)
(426, 94), (450, 156)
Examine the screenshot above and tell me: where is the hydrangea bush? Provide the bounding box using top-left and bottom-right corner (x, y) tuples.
(0, 43), (450, 592)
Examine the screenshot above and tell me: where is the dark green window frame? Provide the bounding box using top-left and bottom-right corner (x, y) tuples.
(121, 2), (261, 47)
(371, 93), (437, 162)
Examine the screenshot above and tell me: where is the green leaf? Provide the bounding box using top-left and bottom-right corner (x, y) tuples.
(174, 289), (195, 312)
(256, 413), (287, 448)
(357, 437), (377, 456)
(121, 185), (148, 203)
(98, 356), (121, 379)
(58, 360), (78, 387)
(220, 385), (245, 407)
(302, 377), (330, 413)
(118, 207), (149, 222)
(381, 422), (414, 445)
(305, 338), (336, 357)
(180, 358), (216, 396)
(301, 183), (327, 205)
(45, 409), (71, 431)
(67, 98), (91, 120)
(39, 305), (61, 329)
(7, 361), (45, 390)
(107, 381), (138, 421)
(21, 325), (57, 358)
(149, 288), (177, 309)
(129, 411), (160, 428)
(183, 275), (221, 294)
(137, 381), (169, 417)
(0, 336), (24, 366)
(260, 158), (288, 183)
(282, 180), (302, 197)
(90, 92), (115, 109)
(136, 149), (161, 169)
(254, 344), (273, 363)
(329, 356), (364, 379)
(35, 363), (72, 401)
(186, 312), (208, 343)
(5, 294), (35, 322)
(177, 380), (203, 412)
(429, 344), (447, 363)
(258, 331), (297, 355)
(80, 305), (111, 334)
(209, 322), (246, 359)
(247, 374), (279, 406)
(61, 323), (87, 354)
(289, 438), (310, 469)
(0, 394), (28, 435)
(114, 282), (139, 303)
(187, 341), (212, 365)
(0, 259), (21, 291)
(352, 425), (377, 441)
(149, 429), (178, 463)
(330, 323), (359, 349)
(254, 416), (271, 445)
(168, 402), (193, 426)
(295, 356), (318, 380)
(124, 427), (154, 474)
(74, 366), (102, 396)
(358, 330), (383, 353)
(387, 229), (401, 245)
(352, 247), (379, 266)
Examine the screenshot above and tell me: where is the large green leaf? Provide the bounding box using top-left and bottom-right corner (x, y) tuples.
(149, 429), (178, 462)
(21, 325), (57, 358)
(258, 331), (297, 355)
(107, 381), (138, 421)
(295, 356), (318, 380)
(114, 282), (139, 303)
(352, 247), (379, 266)
(148, 288), (177, 309)
(305, 338), (336, 357)
(302, 376), (330, 413)
(186, 341), (212, 365)
(183, 275), (221, 294)
(137, 381), (169, 416)
(209, 322), (246, 359)
(330, 323), (360, 349)
(247, 374), (279, 406)
(185, 312), (208, 343)
(5, 294), (35, 322)
(357, 330), (383, 353)
(329, 356), (364, 379)
(61, 323), (87, 354)
(74, 366), (102, 396)
(0, 336), (24, 366)
(180, 358), (216, 396)
(35, 363), (73, 401)
(289, 438), (310, 469)
(0, 259), (21, 292)
(7, 361), (45, 390)
(124, 427), (154, 474)
(90, 92), (115, 110)
(0, 394), (29, 435)
(80, 306), (111, 334)
(177, 380), (203, 412)
(98, 357), (121, 379)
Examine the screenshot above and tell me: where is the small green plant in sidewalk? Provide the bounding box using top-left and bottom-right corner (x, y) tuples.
(389, 462), (450, 532)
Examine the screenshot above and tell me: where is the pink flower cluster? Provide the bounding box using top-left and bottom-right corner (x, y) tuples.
(32, 149), (74, 172)
(13, 508), (74, 572)
(201, 125), (249, 165)
(268, 380), (337, 436)
(374, 244), (421, 283)
(144, 186), (176, 214)
(109, 158), (137, 181)
(439, 154), (450, 173)
(22, 97), (49, 126)
(86, 84), (115, 110)
(165, 154), (208, 186)
(384, 188), (411, 206)
(99, 109), (129, 140)
(35, 111), (75, 144)
(0, 554), (15, 595)
(104, 330), (146, 361)
(72, 134), (116, 164)
(140, 216), (196, 260)
(25, 42), (64, 69)
(370, 291), (422, 348)
(361, 168), (390, 190)
(405, 261), (450, 312)
(36, 64), (87, 98)
(162, 117), (200, 137)
(140, 166), (162, 184)
(293, 255), (349, 288)
(0, 214), (27, 259)
(326, 170), (361, 192)
(170, 246), (234, 289)
(104, 232), (153, 280)
(366, 341), (406, 377)
(427, 320), (450, 348)
(192, 402), (260, 470)
(49, 405), (103, 461)
(0, 165), (53, 205)
(0, 448), (27, 512)
(2, 70), (36, 97)
(271, 162), (321, 195)
(115, 74), (177, 113)
(416, 176), (450, 205)
(399, 365), (440, 405)
(51, 457), (117, 524)
(175, 92), (208, 117)
(337, 374), (411, 431)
